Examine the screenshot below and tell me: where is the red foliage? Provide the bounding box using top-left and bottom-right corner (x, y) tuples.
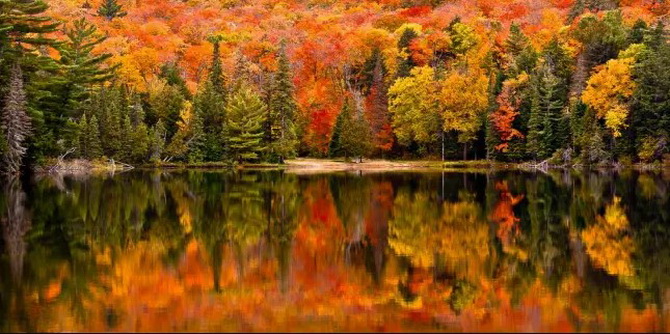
(500, 2), (529, 21)
(400, 6), (432, 18)
(491, 78), (525, 152)
(490, 181), (524, 248)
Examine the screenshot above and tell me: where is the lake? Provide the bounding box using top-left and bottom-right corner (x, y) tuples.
(1, 169), (669, 332)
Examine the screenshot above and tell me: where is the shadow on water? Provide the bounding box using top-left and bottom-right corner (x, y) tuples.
(0, 168), (669, 331)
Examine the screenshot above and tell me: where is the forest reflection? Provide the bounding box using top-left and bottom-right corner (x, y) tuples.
(1, 169), (670, 332)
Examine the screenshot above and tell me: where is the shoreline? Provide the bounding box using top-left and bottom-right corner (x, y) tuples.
(34, 158), (670, 176)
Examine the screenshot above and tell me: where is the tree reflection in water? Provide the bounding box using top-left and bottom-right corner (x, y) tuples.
(0, 169), (669, 332)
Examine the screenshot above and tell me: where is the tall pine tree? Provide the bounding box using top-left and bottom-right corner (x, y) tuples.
(267, 41), (298, 163)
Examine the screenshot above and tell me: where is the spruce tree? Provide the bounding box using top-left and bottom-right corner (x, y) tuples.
(97, 87), (122, 158)
(119, 114), (133, 161)
(77, 113), (89, 158)
(268, 41), (299, 163)
(631, 22), (670, 162)
(194, 81), (227, 161)
(341, 103), (373, 162)
(538, 70), (564, 158)
(206, 35), (227, 96)
(527, 84), (543, 161)
(329, 102), (349, 158)
(330, 100), (372, 161)
(159, 62), (191, 99)
(129, 122), (150, 163)
(79, 113), (103, 159)
(97, 0), (127, 20)
(227, 86), (267, 162)
(194, 35), (229, 162)
(1, 64), (31, 174)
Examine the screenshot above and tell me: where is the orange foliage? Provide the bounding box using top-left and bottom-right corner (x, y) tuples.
(490, 181), (526, 258)
(492, 74), (528, 152)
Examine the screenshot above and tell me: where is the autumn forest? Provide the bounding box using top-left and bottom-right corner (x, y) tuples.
(5, 1), (670, 332)
(1, 0), (670, 172)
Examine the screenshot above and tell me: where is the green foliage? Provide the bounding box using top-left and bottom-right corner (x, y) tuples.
(97, 0), (127, 20)
(631, 23), (670, 162)
(573, 10), (628, 66)
(329, 101), (373, 160)
(267, 42), (299, 163)
(77, 113), (102, 159)
(527, 66), (566, 160)
(227, 86), (267, 162)
(396, 27), (419, 78)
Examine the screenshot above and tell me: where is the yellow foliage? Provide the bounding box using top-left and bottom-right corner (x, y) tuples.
(388, 191), (489, 271)
(581, 197), (635, 277)
(440, 69), (489, 143)
(394, 23), (423, 36)
(582, 57), (636, 137)
(177, 101), (194, 131)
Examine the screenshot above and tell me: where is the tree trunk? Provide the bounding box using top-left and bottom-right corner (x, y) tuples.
(463, 142), (467, 161)
(441, 130), (445, 162)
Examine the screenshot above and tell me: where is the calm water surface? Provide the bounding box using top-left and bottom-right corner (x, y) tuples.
(1, 169), (670, 332)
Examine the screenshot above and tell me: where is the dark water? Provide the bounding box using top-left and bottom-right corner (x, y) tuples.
(1, 169), (670, 332)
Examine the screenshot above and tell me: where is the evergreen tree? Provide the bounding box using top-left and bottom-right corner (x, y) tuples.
(341, 103), (373, 162)
(0, 0), (60, 164)
(79, 113), (103, 159)
(97, 0), (127, 20)
(330, 100), (373, 161)
(227, 86), (267, 162)
(267, 41), (299, 163)
(396, 27), (419, 78)
(505, 23), (537, 76)
(1, 64), (32, 174)
(129, 122), (150, 163)
(193, 35), (229, 162)
(232, 50), (253, 93)
(506, 23), (530, 57)
(159, 62), (191, 99)
(149, 120), (166, 162)
(540, 39), (573, 103)
(187, 110), (206, 163)
(119, 114), (133, 161)
(528, 67), (564, 159)
(578, 107), (609, 163)
(95, 87), (122, 158)
(631, 22), (670, 162)
(329, 102), (349, 158)
(42, 18), (118, 156)
(146, 82), (185, 140)
(194, 81), (227, 161)
(58, 18), (117, 111)
(628, 19), (648, 44)
(527, 83), (543, 160)
(206, 35), (227, 96)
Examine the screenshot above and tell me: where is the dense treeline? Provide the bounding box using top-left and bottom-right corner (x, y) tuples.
(1, 0), (670, 174)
